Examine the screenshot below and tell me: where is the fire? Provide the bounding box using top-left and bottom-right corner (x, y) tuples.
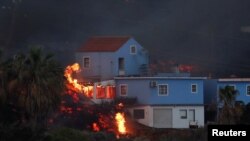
(115, 112), (126, 135)
(92, 122), (100, 132)
(64, 63), (93, 97)
(64, 63), (128, 136)
(90, 104), (128, 137)
(64, 63), (82, 91)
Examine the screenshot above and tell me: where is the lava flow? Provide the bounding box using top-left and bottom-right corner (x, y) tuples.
(90, 104), (128, 137)
(64, 63), (127, 137)
(92, 122), (100, 132)
(64, 63), (93, 97)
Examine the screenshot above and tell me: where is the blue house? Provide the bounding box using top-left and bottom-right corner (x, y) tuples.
(203, 78), (250, 123)
(115, 76), (206, 128)
(75, 36), (205, 128)
(217, 78), (250, 105)
(75, 36), (149, 82)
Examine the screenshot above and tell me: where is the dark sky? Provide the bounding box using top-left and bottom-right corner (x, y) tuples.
(1, 0), (250, 77)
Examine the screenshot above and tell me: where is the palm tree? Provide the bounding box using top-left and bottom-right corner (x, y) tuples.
(24, 47), (64, 125)
(218, 85), (239, 124)
(1, 47), (65, 127)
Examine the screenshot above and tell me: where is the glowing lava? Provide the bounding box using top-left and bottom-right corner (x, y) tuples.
(115, 112), (126, 134)
(65, 63), (127, 136)
(64, 63), (93, 97)
(64, 63), (82, 91)
(92, 122), (100, 132)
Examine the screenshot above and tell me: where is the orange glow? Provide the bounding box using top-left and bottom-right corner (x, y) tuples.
(115, 112), (126, 134)
(96, 85), (106, 99)
(106, 86), (116, 99)
(83, 86), (93, 98)
(64, 63), (82, 91)
(118, 103), (124, 107)
(64, 63), (93, 97)
(92, 122), (100, 132)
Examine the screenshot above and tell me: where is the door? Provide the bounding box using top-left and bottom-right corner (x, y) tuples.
(188, 109), (195, 121)
(153, 108), (172, 128)
(118, 57), (125, 75)
(188, 109), (198, 127)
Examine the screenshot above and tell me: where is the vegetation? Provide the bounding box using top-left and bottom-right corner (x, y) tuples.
(218, 85), (244, 124)
(46, 127), (90, 141)
(0, 122), (47, 141)
(2, 47), (250, 141)
(240, 102), (250, 124)
(0, 46), (65, 140)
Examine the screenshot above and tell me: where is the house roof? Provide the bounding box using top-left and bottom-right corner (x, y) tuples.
(77, 36), (131, 52)
(126, 104), (204, 108)
(218, 78), (250, 82)
(114, 76), (207, 80)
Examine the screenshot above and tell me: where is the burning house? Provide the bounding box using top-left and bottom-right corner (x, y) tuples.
(70, 36), (205, 129)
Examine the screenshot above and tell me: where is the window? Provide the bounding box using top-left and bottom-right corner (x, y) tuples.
(83, 57), (90, 68)
(85, 86), (93, 98)
(118, 58), (125, 70)
(130, 45), (136, 54)
(133, 109), (145, 119)
(149, 81), (157, 88)
(180, 109), (187, 119)
(191, 84), (198, 93)
(96, 85), (106, 99)
(158, 84), (168, 96)
(106, 86), (116, 99)
(247, 85), (250, 96)
(120, 84), (128, 96)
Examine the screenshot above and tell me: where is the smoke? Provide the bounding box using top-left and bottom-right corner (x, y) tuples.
(241, 26), (250, 33)
(1, 0), (250, 76)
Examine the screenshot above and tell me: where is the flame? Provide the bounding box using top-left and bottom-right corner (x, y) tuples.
(64, 63), (82, 91)
(64, 63), (127, 136)
(115, 112), (126, 135)
(64, 63), (93, 97)
(92, 122), (100, 132)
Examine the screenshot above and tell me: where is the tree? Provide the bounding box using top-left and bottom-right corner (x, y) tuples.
(241, 102), (250, 124)
(0, 47), (65, 127)
(218, 85), (242, 124)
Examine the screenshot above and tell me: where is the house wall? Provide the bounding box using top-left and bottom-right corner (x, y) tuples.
(115, 78), (204, 105)
(75, 52), (114, 81)
(75, 38), (149, 81)
(128, 105), (152, 127)
(128, 105), (204, 128)
(116, 79), (151, 104)
(204, 79), (217, 105)
(115, 38), (149, 76)
(171, 106), (204, 128)
(217, 82), (250, 105)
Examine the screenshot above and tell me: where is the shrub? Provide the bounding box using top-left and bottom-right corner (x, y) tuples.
(133, 136), (150, 141)
(90, 131), (116, 141)
(46, 127), (89, 141)
(0, 123), (46, 141)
